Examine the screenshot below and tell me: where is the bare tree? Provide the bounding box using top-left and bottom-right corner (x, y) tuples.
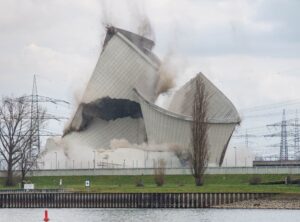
(0, 97), (45, 186)
(190, 75), (209, 186)
(19, 141), (41, 187)
(153, 158), (166, 186)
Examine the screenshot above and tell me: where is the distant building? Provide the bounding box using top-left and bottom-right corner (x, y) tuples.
(253, 160), (300, 167)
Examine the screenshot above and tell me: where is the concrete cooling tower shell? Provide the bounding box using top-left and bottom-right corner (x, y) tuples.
(169, 73), (240, 123)
(65, 27), (160, 146)
(82, 29), (160, 104)
(58, 27), (240, 167)
(135, 73), (240, 166)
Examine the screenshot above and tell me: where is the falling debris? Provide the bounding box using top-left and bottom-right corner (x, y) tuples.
(137, 17), (155, 41)
(155, 63), (175, 95)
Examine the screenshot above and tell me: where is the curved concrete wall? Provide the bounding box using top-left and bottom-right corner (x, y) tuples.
(66, 30), (160, 146)
(169, 73), (240, 123)
(136, 89), (236, 166)
(82, 33), (159, 104)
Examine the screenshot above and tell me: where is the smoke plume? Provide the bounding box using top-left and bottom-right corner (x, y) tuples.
(155, 55), (176, 96)
(136, 16), (155, 41)
(100, 0), (155, 41)
(110, 138), (132, 149)
(40, 137), (70, 159)
(109, 138), (181, 153)
(109, 139), (189, 167)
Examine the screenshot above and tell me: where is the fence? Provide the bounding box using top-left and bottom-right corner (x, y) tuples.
(1, 166), (300, 178)
(0, 167), (300, 177)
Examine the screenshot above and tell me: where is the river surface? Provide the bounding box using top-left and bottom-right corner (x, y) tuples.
(1, 209), (300, 222)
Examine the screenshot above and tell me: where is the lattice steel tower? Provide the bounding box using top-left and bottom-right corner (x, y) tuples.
(294, 110), (300, 158)
(29, 75), (40, 159)
(280, 109), (288, 160)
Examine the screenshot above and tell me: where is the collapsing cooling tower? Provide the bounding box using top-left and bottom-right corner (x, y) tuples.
(62, 26), (240, 166)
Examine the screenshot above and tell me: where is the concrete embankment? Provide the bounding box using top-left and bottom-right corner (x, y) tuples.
(0, 192), (275, 208)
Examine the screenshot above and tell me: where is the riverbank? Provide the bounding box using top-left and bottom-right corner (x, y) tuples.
(1, 175), (300, 193)
(214, 194), (300, 209)
(1, 191), (300, 209)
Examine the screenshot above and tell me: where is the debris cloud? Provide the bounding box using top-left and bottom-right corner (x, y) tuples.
(155, 54), (176, 96)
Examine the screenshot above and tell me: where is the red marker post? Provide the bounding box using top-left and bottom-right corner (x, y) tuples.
(44, 209), (49, 221)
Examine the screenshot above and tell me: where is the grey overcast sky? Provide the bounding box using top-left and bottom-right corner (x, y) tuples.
(1, 0), (299, 162)
(1, 0), (300, 107)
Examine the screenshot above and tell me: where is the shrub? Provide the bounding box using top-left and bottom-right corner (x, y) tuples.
(135, 177), (144, 187)
(285, 175), (292, 184)
(249, 176), (262, 185)
(153, 159), (166, 186)
(176, 180), (185, 187)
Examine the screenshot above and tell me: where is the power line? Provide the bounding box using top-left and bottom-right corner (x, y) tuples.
(240, 99), (300, 113)
(25, 75), (70, 158)
(263, 109), (300, 160)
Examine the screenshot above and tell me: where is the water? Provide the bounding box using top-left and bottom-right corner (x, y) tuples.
(1, 209), (300, 222)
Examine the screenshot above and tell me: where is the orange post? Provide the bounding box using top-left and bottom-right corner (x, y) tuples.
(44, 209), (49, 221)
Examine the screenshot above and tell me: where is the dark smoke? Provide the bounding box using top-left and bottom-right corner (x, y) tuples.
(64, 97), (143, 135)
